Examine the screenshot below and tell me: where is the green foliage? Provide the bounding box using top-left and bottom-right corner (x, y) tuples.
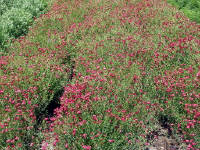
(0, 0), (48, 52)
(12, 0), (48, 17)
(1, 8), (32, 38)
(182, 8), (200, 23)
(0, 25), (9, 49)
(167, 0), (200, 23)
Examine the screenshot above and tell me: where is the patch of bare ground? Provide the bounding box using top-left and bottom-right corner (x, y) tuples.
(146, 124), (187, 150)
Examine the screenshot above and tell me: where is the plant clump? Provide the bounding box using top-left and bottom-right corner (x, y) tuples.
(0, 0), (199, 149)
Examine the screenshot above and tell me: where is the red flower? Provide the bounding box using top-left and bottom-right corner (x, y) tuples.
(196, 71), (200, 79)
(92, 115), (98, 121)
(0, 90), (3, 94)
(108, 139), (115, 143)
(73, 128), (76, 136)
(82, 145), (91, 150)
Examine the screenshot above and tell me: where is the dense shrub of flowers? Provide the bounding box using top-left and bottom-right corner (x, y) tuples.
(43, 0), (199, 149)
(0, 0), (199, 149)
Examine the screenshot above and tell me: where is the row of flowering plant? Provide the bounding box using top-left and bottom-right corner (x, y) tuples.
(0, 0), (74, 149)
(41, 0), (199, 149)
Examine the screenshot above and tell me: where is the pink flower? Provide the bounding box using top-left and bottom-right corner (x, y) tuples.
(65, 143), (68, 148)
(196, 71), (200, 79)
(166, 87), (172, 92)
(41, 142), (48, 150)
(77, 110), (82, 114)
(92, 115), (98, 121)
(82, 133), (87, 138)
(73, 128), (76, 136)
(108, 139), (115, 143)
(82, 145), (91, 150)
(79, 120), (86, 126)
(0, 90), (3, 94)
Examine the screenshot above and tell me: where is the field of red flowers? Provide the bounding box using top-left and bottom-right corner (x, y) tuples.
(0, 0), (199, 149)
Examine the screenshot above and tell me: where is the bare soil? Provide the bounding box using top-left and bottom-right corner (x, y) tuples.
(146, 125), (187, 150)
